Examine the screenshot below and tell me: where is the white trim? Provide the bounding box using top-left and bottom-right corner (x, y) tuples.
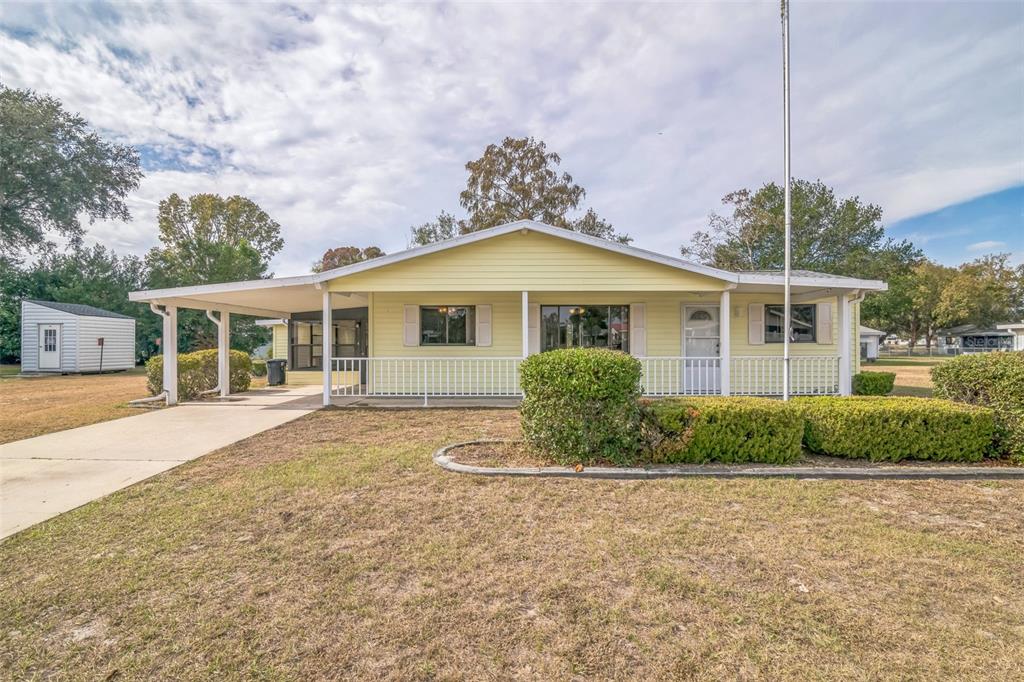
(322, 291), (332, 407)
(719, 290), (730, 396)
(521, 291), (529, 358)
(838, 294), (851, 395)
(738, 273), (886, 290)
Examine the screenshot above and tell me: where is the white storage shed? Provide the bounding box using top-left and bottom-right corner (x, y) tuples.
(20, 300), (136, 373)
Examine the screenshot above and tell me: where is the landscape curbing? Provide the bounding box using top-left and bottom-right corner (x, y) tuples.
(434, 440), (1024, 481)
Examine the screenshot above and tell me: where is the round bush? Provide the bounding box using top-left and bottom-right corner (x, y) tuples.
(932, 351), (1024, 461)
(520, 348), (643, 466)
(852, 371), (895, 395)
(147, 349), (253, 400)
(251, 359), (268, 377)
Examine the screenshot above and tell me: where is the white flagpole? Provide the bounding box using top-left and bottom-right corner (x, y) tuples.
(782, 0), (792, 401)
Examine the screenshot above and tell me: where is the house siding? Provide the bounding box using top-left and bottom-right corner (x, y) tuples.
(326, 231), (729, 293)
(271, 324), (288, 360)
(76, 316), (136, 371)
(20, 301), (78, 372)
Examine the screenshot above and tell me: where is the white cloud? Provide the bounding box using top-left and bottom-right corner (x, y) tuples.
(967, 240), (1008, 252)
(1, 1), (1021, 275)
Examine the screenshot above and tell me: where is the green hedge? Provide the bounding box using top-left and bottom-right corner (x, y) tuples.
(800, 397), (996, 462)
(852, 371), (895, 395)
(520, 348), (643, 465)
(251, 359), (268, 377)
(932, 352), (1024, 462)
(146, 349), (253, 401)
(644, 397), (803, 464)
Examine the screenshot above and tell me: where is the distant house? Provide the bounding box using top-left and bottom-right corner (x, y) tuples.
(936, 324), (1015, 354)
(20, 300), (136, 373)
(859, 326), (886, 361)
(996, 322), (1024, 351)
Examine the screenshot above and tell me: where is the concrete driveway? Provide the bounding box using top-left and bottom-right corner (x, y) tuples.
(0, 386), (321, 540)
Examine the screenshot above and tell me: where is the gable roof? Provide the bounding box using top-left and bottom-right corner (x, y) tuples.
(129, 219), (886, 308)
(26, 299), (134, 320)
(314, 220), (739, 284)
(859, 325), (887, 337)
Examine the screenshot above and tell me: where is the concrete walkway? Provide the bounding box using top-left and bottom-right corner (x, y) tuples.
(0, 386), (321, 540)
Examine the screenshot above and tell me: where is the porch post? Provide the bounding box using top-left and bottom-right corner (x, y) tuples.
(719, 289), (731, 396)
(838, 293), (851, 395)
(163, 305), (178, 405)
(322, 289), (332, 407)
(521, 291), (529, 358)
(218, 310), (230, 397)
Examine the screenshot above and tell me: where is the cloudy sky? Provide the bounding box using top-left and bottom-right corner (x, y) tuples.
(2, 1), (1022, 275)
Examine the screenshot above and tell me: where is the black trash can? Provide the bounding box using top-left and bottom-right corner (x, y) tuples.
(267, 359), (287, 386)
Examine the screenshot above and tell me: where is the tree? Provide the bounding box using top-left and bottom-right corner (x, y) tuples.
(0, 245), (156, 362)
(0, 86), (143, 258)
(935, 254), (1024, 329)
(312, 245), (385, 272)
(145, 193), (285, 352)
(410, 137), (629, 245)
(681, 180), (920, 280)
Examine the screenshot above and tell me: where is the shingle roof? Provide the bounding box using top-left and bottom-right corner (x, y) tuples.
(26, 299), (134, 320)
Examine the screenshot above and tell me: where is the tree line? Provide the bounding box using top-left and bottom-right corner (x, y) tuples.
(2, 84), (1020, 363)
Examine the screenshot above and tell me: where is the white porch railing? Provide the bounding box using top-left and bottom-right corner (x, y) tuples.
(730, 356), (840, 396)
(640, 357), (721, 396)
(330, 355), (841, 400)
(331, 357), (522, 398)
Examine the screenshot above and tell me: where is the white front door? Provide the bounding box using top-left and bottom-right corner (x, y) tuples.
(38, 324), (61, 370)
(682, 305), (720, 394)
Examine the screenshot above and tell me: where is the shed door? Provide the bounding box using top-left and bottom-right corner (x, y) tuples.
(39, 324), (61, 369)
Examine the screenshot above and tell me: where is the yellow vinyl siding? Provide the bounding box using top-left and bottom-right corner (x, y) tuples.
(326, 231), (728, 293)
(271, 324), (287, 359)
(372, 292), (522, 357)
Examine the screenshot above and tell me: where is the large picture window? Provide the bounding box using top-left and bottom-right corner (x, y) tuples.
(541, 305), (629, 352)
(765, 304), (816, 343)
(420, 306), (476, 345)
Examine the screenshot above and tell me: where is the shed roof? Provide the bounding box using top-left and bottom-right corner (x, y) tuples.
(26, 299), (134, 320)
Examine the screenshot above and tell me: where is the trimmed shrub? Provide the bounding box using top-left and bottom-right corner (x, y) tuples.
(852, 371), (895, 395)
(252, 359), (268, 377)
(932, 351), (1024, 461)
(146, 349), (253, 400)
(800, 397), (996, 462)
(644, 397), (803, 464)
(520, 348), (643, 466)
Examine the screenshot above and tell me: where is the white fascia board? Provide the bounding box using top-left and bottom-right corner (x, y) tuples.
(314, 220), (741, 285)
(996, 323), (1024, 331)
(129, 274), (318, 303)
(737, 273), (887, 291)
(255, 319), (287, 327)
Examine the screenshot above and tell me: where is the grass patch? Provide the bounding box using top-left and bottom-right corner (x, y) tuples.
(0, 369), (150, 444)
(2, 409), (1023, 679)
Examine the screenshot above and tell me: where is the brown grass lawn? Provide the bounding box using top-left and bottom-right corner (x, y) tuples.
(0, 369), (150, 444)
(2, 409), (1023, 680)
(0, 369), (268, 444)
(867, 357), (953, 398)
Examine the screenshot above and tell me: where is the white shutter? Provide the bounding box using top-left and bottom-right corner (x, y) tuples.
(528, 304), (540, 354)
(817, 302), (833, 344)
(748, 303), (765, 345)
(403, 305), (419, 346)
(630, 303), (646, 356)
(476, 305), (492, 347)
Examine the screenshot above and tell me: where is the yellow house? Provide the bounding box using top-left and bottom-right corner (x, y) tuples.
(130, 220), (885, 406)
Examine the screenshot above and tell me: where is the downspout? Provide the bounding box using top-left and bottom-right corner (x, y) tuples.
(129, 303), (171, 406)
(198, 310), (223, 397)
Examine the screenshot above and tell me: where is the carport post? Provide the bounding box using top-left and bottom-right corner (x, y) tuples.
(322, 290), (332, 407)
(164, 305), (178, 405)
(218, 310), (230, 397)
